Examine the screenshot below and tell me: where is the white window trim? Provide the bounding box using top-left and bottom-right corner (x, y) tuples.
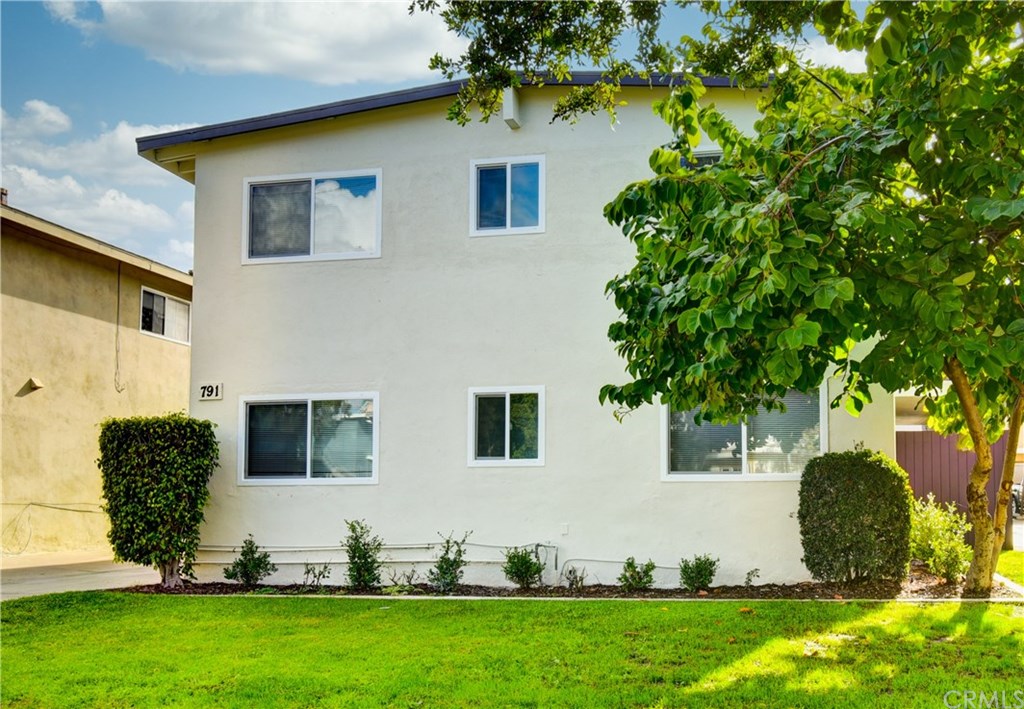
(139, 286), (191, 345)
(467, 385), (545, 467)
(660, 387), (829, 482)
(469, 155), (546, 237)
(241, 168), (383, 265)
(238, 392), (380, 486)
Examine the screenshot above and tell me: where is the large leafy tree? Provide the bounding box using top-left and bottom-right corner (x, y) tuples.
(420, 0), (1024, 596)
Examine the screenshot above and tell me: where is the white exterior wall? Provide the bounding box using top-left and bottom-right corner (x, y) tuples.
(188, 86), (894, 586)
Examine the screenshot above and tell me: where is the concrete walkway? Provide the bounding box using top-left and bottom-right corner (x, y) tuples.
(1, 551), (158, 601)
(1, 519), (1021, 602)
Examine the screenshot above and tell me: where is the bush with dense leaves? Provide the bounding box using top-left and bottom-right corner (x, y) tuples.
(502, 546), (545, 589)
(911, 494), (973, 583)
(679, 554), (719, 592)
(98, 413), (218, 588)
(342, 519), (384, 591)
(798, 450), (913, 583)
(223, 535), (277, 587)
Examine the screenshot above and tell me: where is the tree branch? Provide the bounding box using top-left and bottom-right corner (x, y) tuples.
(778, 135), (851, 191)
(797, 64), (845, 103)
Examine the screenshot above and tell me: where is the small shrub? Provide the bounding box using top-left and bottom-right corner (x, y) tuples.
(679, 554), (719, 592)
(502, 546), (545, 589)
(744, 568), (761, 588)
(342, 519), (384, 591)
(911, 494), (973, 583)
(301, 562), (332, 590)
(618, 556), (656, 592)
(385, 566), (419, 595)
(387, 566), (420, 587)
(428, 532), (470, 594)
(223, 535), (277, 588)
(798, 450), (913, 583)
(561, 565), (588, 594)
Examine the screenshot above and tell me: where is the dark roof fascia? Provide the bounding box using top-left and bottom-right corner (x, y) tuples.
(136, 72), (734, 154)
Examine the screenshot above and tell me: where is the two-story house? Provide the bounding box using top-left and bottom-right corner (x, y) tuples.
(137, 75), (894, 586)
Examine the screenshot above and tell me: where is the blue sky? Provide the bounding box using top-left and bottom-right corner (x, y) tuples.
(1, 1), (860, 273)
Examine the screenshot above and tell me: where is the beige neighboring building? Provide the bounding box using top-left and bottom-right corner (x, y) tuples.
(1, 203), (192, 556)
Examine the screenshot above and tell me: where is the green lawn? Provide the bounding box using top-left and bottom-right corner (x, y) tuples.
(999, 550), (1024, 585)
(2, 593), (1021, 708)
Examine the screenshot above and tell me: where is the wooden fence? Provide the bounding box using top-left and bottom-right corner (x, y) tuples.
(895, 430), (1009, 514)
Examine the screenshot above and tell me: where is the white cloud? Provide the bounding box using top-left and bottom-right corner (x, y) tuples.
(3, 102), (197, 187)
(2, 100), (72, 139)
(52, 1), (467, 86)
(798, 37), (867, 73)
(3, 164), (193, 271)
(164, 238), (195, 262)
(43, 1), (96, 31)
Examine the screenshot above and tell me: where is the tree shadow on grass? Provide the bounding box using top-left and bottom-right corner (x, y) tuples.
(616, 601), (1023, 709)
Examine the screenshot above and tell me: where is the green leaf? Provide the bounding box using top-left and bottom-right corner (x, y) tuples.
(844, 395), (864, 417)
(951, 271), (975, 286)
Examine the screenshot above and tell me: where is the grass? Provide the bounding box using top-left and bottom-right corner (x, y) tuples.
(2, 593), (1021, 708)
(999, 550), (1024, 585)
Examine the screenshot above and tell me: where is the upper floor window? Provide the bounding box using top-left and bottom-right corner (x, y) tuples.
(468, 386), (545, 466)
(140, 287), (190, 344)
(240, 393), (379, 485)
(243, 170), (382, 263)
(470, 156), (545, 237)
(664, 389), (825, 480)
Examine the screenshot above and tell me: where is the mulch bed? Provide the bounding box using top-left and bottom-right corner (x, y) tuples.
(121, 562), (1021, 600)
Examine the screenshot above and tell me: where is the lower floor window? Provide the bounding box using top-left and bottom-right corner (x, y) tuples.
(667, 389), (823, 476)
(242, 394), (378, 483)
(469, 386), (544, 466)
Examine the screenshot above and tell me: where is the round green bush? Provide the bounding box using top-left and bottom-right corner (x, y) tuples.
(797, 450), (913, 583)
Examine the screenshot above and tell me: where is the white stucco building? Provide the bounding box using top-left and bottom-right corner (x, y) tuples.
(138, 76), (894, 586)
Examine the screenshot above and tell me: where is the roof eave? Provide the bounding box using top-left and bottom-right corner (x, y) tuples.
(136, 73), (740, 178)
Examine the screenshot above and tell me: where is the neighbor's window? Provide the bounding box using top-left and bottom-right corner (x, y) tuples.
(666, 389), (823, 478)
(470, 156), (544, 236)
(140, 287), (190, 344)
(241, 394), (378, 484)
(245, 170), (381, 262)
(469, 386), (545, 466)
(683, 152), (722, 169)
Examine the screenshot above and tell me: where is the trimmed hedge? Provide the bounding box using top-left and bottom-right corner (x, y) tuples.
(98, 413), (218, 588)
(798, 450), (913, 583)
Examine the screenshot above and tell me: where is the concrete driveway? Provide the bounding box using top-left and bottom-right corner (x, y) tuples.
(1, 552), (158, 601)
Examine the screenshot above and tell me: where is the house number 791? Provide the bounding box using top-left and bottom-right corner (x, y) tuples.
(198, 383), (223, 401)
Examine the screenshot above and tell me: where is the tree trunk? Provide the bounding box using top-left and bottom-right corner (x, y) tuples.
(992, 395), (1022, 557)
(945, 358), (994, 597)
(159, 558), (183, 589)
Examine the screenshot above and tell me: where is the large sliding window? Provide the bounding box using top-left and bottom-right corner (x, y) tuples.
(240, 393), (378, 484)
(468, 386), (545, 466)
(244, 170), (382, 263)
(664, 389), (825, 479)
